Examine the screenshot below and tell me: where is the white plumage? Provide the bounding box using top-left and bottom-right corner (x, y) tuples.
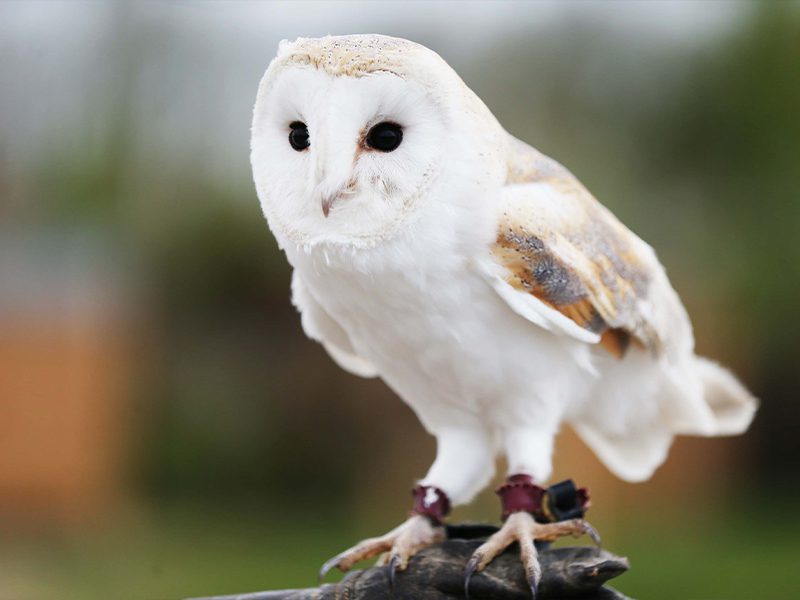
(250, 34), (757, 581)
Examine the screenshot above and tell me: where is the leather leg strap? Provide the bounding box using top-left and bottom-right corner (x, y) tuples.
(410, 485), (451, 525)
(497, 474), (590, 522)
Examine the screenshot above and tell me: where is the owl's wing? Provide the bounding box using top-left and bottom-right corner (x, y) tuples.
(482, 136), (692, 359)
(291, 271), (379, 378)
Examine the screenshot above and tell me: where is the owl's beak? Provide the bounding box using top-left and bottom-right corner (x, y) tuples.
(321, 194), (337, 218)
(320, 182), (355, 218)
(317, 149), (356, 216)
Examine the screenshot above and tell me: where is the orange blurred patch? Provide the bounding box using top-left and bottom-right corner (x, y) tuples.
(0, 317), (135, 527)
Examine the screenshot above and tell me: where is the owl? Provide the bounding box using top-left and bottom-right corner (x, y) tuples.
(250, 34), (757, 596)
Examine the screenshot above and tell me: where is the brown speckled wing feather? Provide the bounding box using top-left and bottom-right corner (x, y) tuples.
(492, 137), (669, 358)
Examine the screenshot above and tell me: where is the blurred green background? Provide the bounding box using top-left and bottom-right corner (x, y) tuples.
(1, 2), (798, 599)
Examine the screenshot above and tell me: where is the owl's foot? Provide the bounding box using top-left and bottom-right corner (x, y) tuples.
(319, 484), (451, 586)
(464, 511), (600, 599)
(319, 514), (446, 585)
(464, 475), (596, 599)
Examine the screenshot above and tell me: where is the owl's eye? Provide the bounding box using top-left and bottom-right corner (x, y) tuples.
(366, 122), (403, 152)
(288, 121), (309, 151)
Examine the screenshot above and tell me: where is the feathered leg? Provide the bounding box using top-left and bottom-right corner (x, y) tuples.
(320, 426), (494, 584)
(464, 429), (597, 599)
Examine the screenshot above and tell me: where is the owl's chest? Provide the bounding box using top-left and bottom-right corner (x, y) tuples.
(290, 238), (572, 421)
(297, 242), (484, 354)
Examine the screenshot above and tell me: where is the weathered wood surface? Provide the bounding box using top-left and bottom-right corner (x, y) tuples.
(188, 524), (630, 600)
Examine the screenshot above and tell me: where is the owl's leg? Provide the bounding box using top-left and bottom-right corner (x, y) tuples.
(464, 429), (597, 599)
(319, 427), (494, 584)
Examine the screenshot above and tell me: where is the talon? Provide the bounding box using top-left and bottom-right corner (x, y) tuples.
(528, 575), (538, 600)
(387, 554), (399, 591)
(518, 532), (541, 600)
(463, 554), (481, 599)
(582, 521), (602, 547)
(319, 553), (344, 583)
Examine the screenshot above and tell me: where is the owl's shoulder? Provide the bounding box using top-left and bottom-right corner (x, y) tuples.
(504, 136), (578, 187)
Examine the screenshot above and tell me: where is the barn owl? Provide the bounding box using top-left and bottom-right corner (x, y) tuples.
(250, 34), (757, 596)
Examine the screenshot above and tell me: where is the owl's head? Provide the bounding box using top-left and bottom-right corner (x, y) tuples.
(250, 35), (506, 249)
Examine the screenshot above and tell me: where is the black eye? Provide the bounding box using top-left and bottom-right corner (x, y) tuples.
(366, 122), (403, 152)
(288, 121), (309, 151)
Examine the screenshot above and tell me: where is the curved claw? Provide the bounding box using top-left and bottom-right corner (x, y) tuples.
(318, 552), (346, 584)
(528, 575), (539, 600)
(387, 554), (399, 592)
(582, 521), (602, 547)
(463, 553), (481, 600)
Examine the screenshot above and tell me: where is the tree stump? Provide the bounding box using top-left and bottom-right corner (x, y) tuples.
(188, 524), (630, 600)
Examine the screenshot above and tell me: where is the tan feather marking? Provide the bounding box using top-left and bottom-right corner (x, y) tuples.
(505, 139), (572, 185)
(494, 228), (607, 332)
(599, 328), (632, 359)
(280, 35), (415, 79)
(493, 230), (587, 306)
(493, 225), (651, 358)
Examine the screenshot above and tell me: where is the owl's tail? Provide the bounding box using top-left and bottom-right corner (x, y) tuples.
(680, 357), (758, 436)
(573, 356), (758, 483)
